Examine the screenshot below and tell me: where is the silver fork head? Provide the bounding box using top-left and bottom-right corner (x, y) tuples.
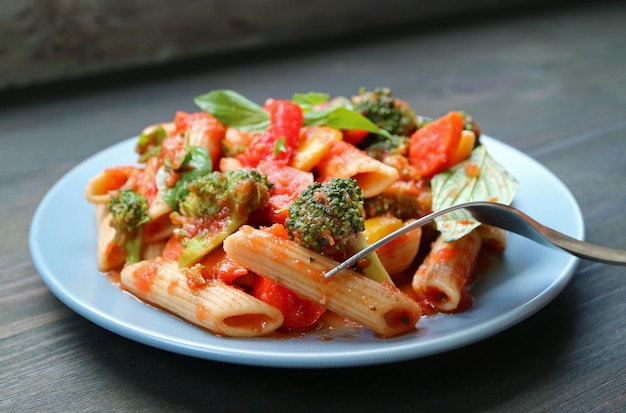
(323, 201), (626, 279)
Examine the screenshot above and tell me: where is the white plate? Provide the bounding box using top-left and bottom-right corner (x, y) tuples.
(29, 135), (583, 368)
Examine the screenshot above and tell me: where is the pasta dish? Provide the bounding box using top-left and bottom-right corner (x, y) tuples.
(84, 88), (518, 338)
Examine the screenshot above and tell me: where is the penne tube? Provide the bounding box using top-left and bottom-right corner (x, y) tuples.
(85, 166), (139, 204)
(364, 216), (423, 276)
(180, 112), (227, 167)
(146, 191), (172, 221)
(141, 241), (167, 261)
(224, 127), (253, 149)
(478, 224), (508, 253)
(219, 156), (244, 172)
(95, 204), (172, 270)
(121, 257), (284, 337)
(142, 121), (175, 136)
(315, 141), (399, 198)
(412, 229), (482, 313)
(223, 226), (422, 337)
(95, 204), (126, 272)
(142, 214), (176, 244)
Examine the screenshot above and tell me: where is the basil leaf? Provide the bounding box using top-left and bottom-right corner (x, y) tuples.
(156, 146), (213, 210)
(195, 89), (391, 138)
(304, 107), (392, 138)
(273, 136), (287, 156)
(292, 92), (330, 108)
(431, 145), (518, 241)
(194, 89), (270, 132)
(136, 126), (167, 163)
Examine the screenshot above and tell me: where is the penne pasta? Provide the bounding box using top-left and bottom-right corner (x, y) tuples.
(146, 191), (172, 221)
(142, 121), (175, 136)
(177, 111), (227, 167)
(85, 166), (139, 204)
(141, 241), (167, 261)
(94, 204), (126, 272)
(223, 127), (253, 147)
(223, 226), (422, 337)
(315, 141), (399, 198)
(365, 217), (423, 276)
(478, 224), (508, 253)
(121, 257), (284, 337)
(142, 214), (176, 244)
(219, 156), (244, 172)
(412, 229), (482, 313)
(95, 204), (171, 270)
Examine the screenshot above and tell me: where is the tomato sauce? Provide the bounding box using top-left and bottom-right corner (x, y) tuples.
(133, 257), (161, 294)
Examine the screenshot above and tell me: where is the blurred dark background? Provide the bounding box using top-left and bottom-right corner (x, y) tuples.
(1, 0), (589, 92)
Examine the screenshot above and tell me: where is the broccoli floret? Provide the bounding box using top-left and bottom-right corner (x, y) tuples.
(173, 169), (272, 267)
(351, 87), (418, 137)
(107, 189), (151, 264)
(285, 178), (393, 284)
(364, 193), (428, 221)
(361, 134), (410, 161)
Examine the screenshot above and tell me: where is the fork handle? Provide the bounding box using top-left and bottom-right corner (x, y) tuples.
(468, 203), (626, 266)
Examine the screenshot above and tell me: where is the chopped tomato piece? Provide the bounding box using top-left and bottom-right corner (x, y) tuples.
(408, 111), (464, 177)
(92, 166), (141, 200)
(256, 161), (314, 224)
(199, 248), (249, 284)
(251, 276), (326, 329)
(159, 131), (187, 168)
(134, 156), (160, 204)
(262, 223), (290, 239)
(162, 236), (184, 260)
(342, 129), (369, 145)
(162, 237), (248, 284)
(238, 100), (303, 167)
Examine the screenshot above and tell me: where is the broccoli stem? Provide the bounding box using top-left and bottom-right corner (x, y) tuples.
(350, 234), (394, 284)
(178, 231), (230, 268)
(124, 228), (144, 264)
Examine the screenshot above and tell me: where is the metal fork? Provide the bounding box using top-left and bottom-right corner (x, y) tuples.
(323, 201), (626, 279)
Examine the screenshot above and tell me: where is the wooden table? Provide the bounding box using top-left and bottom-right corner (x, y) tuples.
(2, 3), (624, 412)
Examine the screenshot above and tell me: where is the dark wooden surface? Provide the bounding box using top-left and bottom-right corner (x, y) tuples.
(1, 0), (579, 90)
(2, 2), (625, 412)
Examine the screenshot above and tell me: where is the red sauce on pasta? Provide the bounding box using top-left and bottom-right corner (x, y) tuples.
(196, 303), (211, 322)
(134, 258), (161, 294)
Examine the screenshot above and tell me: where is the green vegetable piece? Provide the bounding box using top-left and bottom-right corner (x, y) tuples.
(156, 145), (213, 211)
(107, 189), (150, 264)
(361, 134), (410, 161)
(303, 106), (392, 138)
(135, 126), (167, 163)
(273, 136), (287, 157)
(291, 92), (330, 108)
(175, 169), (272, 267)
(194, 89), (392, 138)
(431, 145), (518, 241)
(194, 89), (270, 132)
(351, 87), (417, 137)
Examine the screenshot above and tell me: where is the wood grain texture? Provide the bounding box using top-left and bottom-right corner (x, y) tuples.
(1, 2), (624, 412)
(1, 0), (579, 90)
